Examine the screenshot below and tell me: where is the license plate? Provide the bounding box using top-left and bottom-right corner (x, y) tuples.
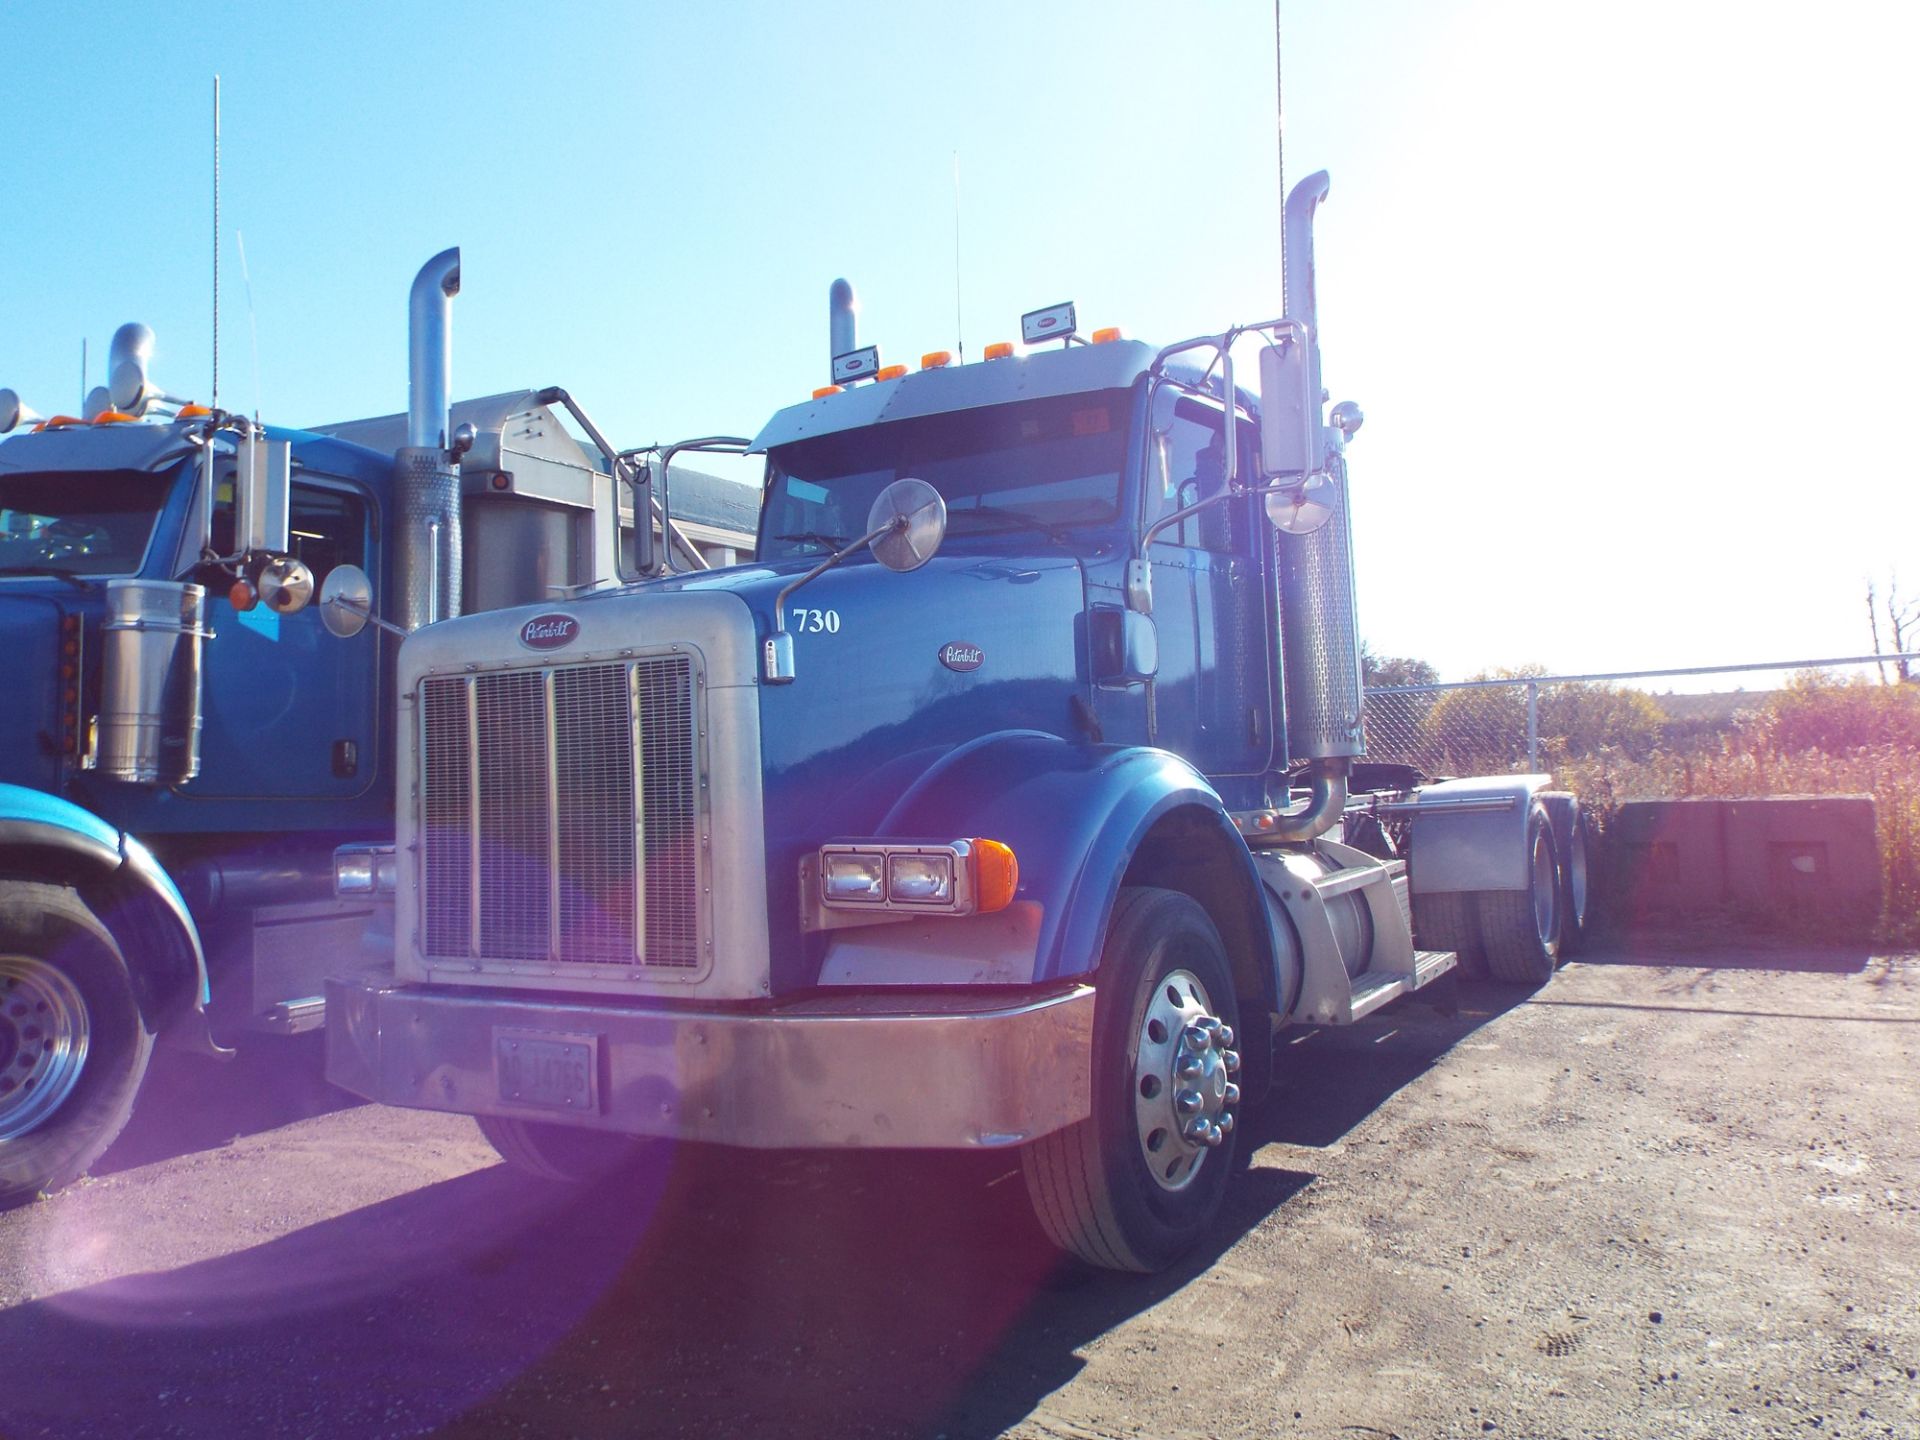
(494, 1029), (599, 1113)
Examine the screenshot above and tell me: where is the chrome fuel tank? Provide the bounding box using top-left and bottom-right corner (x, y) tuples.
(97, 579), (207, 785)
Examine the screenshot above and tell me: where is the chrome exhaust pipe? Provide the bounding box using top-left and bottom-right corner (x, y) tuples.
(829, 278), (858, 365)
(1270, 172), (1362, 842)
(407, 248), (460, 450)
(396, 248), (461, 629)
(1249, 761), (1349, 847)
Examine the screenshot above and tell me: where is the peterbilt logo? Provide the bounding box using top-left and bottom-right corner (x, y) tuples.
(939, 642), (984, 672)
(519, 614), (579, 650)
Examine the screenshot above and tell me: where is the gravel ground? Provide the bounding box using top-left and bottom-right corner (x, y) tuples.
(0, 943), (1913, 1440)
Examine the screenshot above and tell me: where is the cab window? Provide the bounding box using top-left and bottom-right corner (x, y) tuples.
(211, 477), (367, 585)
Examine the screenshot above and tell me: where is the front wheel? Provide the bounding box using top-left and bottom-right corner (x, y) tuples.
(476, 1114), (664, 1184)
(1021, 887), (1244, 1273)
(0, 881), (154, 1207)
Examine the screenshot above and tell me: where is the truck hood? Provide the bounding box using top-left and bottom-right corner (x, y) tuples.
(609, 550), (1089, 758)
(615, 550), (1092, 990)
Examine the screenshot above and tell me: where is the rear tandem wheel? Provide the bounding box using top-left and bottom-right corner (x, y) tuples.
(1475, 803), (1564, 986)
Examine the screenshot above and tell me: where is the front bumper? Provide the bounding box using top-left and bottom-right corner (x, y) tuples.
(325, 969), (1095, 1150)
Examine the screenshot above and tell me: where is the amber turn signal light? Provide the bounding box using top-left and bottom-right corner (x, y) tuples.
(969, 839), (1019, 913)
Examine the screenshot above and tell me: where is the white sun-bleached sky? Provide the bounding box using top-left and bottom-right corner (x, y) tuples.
(3, 1), (1915, 682)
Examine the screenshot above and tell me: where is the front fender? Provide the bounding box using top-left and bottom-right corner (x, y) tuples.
(852, 731), (1243, 983)
(0, 782), (216, 1045)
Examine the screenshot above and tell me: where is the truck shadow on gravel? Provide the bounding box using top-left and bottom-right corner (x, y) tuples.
(0, 1148), (1297, 1440)
(0, 989), (1536, 1440)
(92, 1031), (361, 1177)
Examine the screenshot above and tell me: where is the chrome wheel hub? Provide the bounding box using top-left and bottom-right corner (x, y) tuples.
(1133, 968), (1240, 1192)
(0, 956), (91, 1141)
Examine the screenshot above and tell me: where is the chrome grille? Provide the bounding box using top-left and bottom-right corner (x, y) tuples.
(418, 657), (701, 969)
(420, 680), (471, 956)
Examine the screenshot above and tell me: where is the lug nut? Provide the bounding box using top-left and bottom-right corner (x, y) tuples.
(1183, 1024), (1212, 1050)
(1218, 1111), (1236, 1134)
(1224, 1082), (1241, 1106)
(1176, 1055), (1204, 1081)
(1215, 1025), (1235, 1049)
(1204, 1123), (1224, 1148)
(1221, 1048), (1241, 1073)
(1182, 1117), (1211, 1143)
(1176, 1089), (1203, 1115)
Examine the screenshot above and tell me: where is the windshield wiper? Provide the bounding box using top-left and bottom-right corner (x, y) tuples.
(0, 564), (93, 590)
(772, 530), (850, 551)
(943, 505), (1069, 541)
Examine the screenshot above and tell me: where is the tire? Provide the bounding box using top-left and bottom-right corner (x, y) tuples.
(0, 881), (154, 1208)
(475, 1114), (662, 1184)
(1413, 890), (1488, 981)
(1474, 805), (1563, 986)
(1551, 803), (1592, 959)
(1020, 887), (1244, 1273)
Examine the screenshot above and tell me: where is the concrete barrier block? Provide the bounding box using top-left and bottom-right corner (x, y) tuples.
(1605, 795), (1880, 937)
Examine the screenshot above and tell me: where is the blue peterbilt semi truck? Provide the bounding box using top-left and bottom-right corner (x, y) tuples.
(0, 249), (715, 1205)
(326, 174), (1590, 1271)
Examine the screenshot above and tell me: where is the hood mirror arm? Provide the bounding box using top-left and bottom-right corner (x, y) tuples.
(763, 476), (947, 684)
(764, 517), (903, 684)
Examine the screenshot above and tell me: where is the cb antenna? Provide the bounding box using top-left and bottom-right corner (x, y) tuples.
(952, 151), (965, 364)
(1274, 1), (1286, 304)
(236, 229), (262, 422)
(212, 74), (221, 413)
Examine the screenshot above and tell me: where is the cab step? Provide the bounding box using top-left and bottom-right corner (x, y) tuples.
(1347, 949), (1457, 1022)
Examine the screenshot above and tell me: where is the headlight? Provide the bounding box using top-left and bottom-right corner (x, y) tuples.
(887, 852), (954, 903)
(821, 850), (887, 901)
(809, 839), (1018, 930)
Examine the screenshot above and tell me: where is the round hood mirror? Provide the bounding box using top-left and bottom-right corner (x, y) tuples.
(258, 556), (316, 614)
(1265, 472), (1337, 536)
(867, 477), (946, 572)
(318, 563), (373, 637)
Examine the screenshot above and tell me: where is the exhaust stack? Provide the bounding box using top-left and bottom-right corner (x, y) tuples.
(1261, 173), (1361, 843)
(829, 278), (858, 363)
(107, 323), (158, 414)
(395, 248), (462, 629)
(828, 279), (879, 384)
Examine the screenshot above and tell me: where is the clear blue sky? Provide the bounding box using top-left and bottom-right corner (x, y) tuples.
(5, 1), (1915, 680)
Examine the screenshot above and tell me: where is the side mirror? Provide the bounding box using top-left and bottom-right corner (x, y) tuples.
(1257, 328), (1316, 480)
(1089, 605), (1157, 687)
(234, 432), (291, 554)
(319, 564), (376, 638)
(257, 556), (315, 614)
(1265, 472), (1337, 536)
(867, 477), (946, 572)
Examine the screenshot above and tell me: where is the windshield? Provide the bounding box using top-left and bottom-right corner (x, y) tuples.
(760, 389), (1132, 559)
(0, 470), (168, 578)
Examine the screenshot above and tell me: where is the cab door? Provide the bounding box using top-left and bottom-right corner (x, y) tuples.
(188, 474), (379, 800)
(1139, 391), (1272, 783)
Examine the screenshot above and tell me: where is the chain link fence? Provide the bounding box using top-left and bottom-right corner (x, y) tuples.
(1363, 652), (1920, 789)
